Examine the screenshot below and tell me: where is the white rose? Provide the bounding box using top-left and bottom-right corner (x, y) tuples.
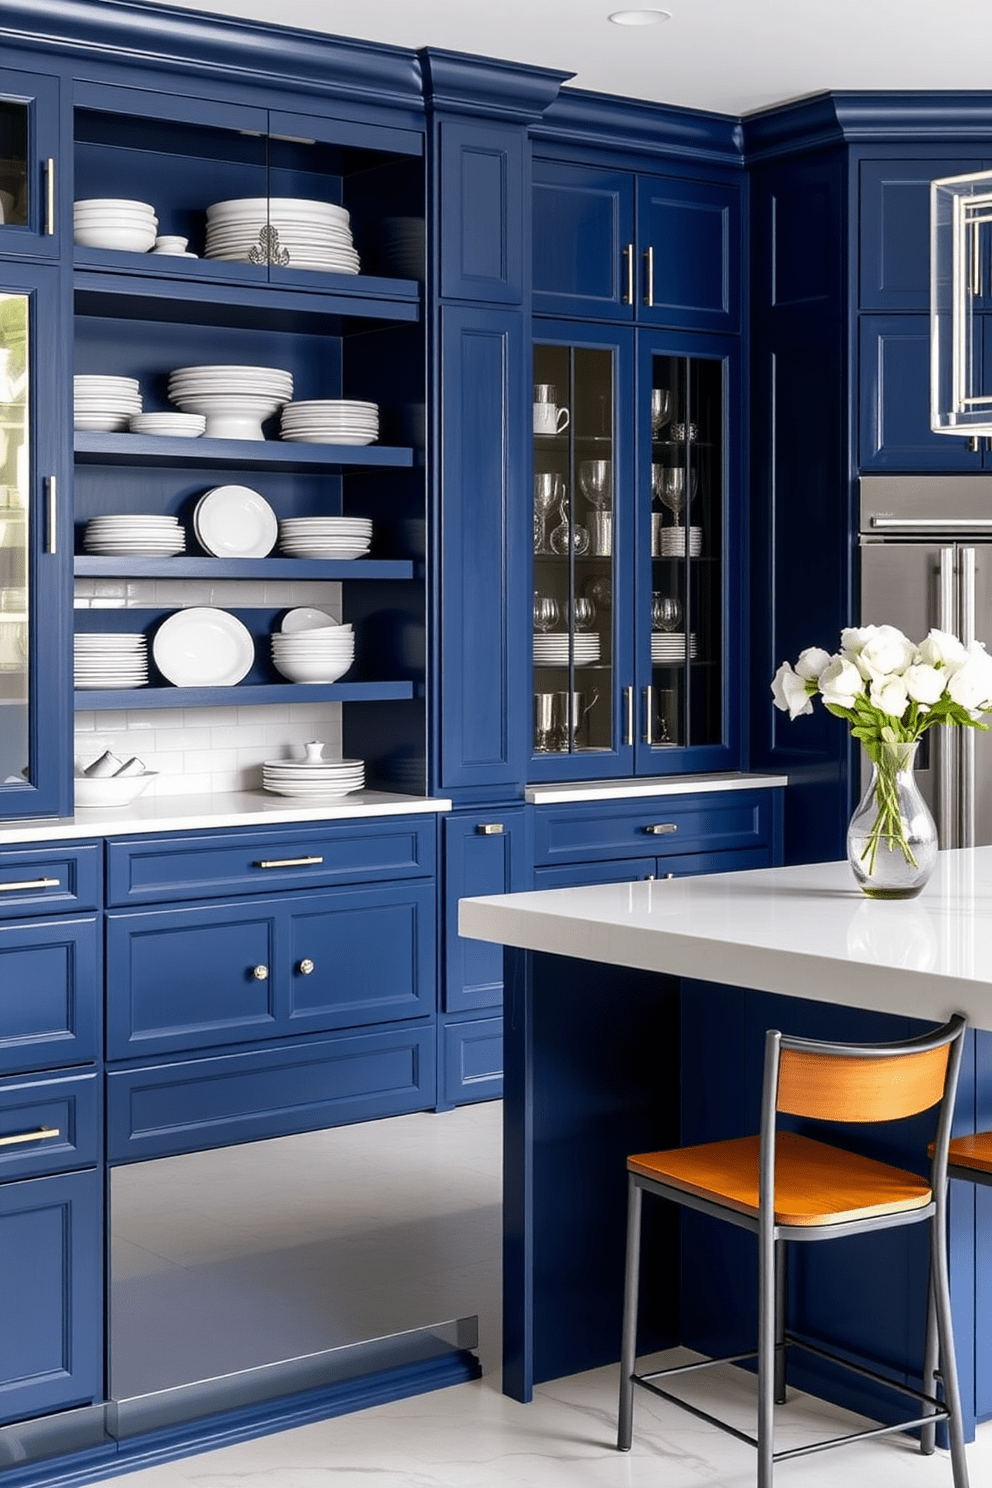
(857, 625), (916, 681)
(946, 643), (992, 712)
(869, 674), (909, 719)
(916, 628), (968, 670)
(818, 656), (864, 710)
(771, 661), (813, 719)
(903, 663), (946, 706)
(795, 646), (832, 682)
(840, 626), (877, 658)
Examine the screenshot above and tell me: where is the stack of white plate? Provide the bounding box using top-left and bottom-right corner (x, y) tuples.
(271, 622), (355, 683)
(533, 633), (601, 665)
(74, 375), (142, 432)
(277, 516), (371, 560)
(651, 632), (699, 662)
(83, 514), (185, 557)
(262, 755), (365, 798)
(167, 364), (293, 441)
(129, 412), (205, 438)
(204, 198), (360, 275)
(280, 400), (379, 446)
(74, 633), (148, 689)
(658, 526), (702, 558)
(193, 485), (277, 558)
(73, 198), (157, 252)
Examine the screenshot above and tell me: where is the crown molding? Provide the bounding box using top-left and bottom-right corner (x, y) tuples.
(418, 49), (572, 122)
(744, 90), (992, 163)
(533, 84), (745, 169)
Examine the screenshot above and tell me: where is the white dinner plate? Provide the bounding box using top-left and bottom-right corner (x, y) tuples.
(193, 486), (278, 558)
(152, 608), (255, 687)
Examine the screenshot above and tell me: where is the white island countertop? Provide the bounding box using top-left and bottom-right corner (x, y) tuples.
(460, 848), (992, 1032)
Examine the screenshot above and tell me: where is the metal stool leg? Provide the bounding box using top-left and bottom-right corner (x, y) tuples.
(774, 1239), (787, 1406)
(617, 1176), (642, 1451)
(921, 1264), (939, 1456)
(930, 1211), (970, 1488)
(758, 1220), (776, 1488)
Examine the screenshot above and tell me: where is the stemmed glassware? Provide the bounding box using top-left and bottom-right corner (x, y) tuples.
(534, 473), (563, 555)
(578, 460), (612, 509)
(651, 593), (682, 632)
(533, 592), (559, 633)
(651, 464), (698, 517)
(571, 598), (596, 632)
(650, 388), (672, 441)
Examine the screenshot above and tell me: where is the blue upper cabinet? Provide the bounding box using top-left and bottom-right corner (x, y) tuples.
(533, 157), (741, 331)
(859, 155), (989, 311)
(0, 65), (62, 260)
(438, 117), (524, 304)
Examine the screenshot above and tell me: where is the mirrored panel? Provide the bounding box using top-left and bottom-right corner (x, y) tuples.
(0, 294), (29, 785)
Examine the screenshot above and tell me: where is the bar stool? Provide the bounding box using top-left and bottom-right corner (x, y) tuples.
(617, 1014), (969, 1488)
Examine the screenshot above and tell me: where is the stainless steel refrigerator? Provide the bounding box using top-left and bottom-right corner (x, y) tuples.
(860, 475), (992, 848)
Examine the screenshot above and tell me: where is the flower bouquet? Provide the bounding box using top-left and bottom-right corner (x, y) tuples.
(772, 625), (992, 896)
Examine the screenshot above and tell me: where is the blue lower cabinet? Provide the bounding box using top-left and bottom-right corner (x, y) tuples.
(0, 1167), (103, 1426)
(106, 881), (436, 1059)
(0, 915), (101, 1074)
(106, 1024), (436, 1162)
(0, 1069), (100, 1182)
(441, 1016), (503, 1107)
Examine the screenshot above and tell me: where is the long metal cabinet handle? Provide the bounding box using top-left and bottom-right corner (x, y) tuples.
(255, 856), (323, 869)
(46, 476), (56, 554)
(623, 686), (633, 746)
(45, 158), (55, 236)
(622, 244), (634, 305)
(938, 548), (956, 847)
(0, 877), (60, 892)
(0, 1126), (60, 1148)
(870, 516), (992, 530)
(972, 217), (982, 298)
(643, 685), (653, 746)
(643, 245), (654, 307)
(961, 546), (977, 848)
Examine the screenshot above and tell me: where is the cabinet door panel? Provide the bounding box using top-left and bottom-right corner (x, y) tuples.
(287, 882), (434, 1030)
(532, 160), (634, 319)
(0, 917), (100, 1074)
(443, 809), (528, 1013)
(0, 1069), (100, 1180)
(0, 1169), (103, 1425)
(0, 67), (61, 258)
(859, 314), (982, 470)
(439, 118), (523, 303)
(638, 176), (741, 332)
(106, 902), (278, 1058)
(441, 1016), (502, 1106)
(859, 157), (984, 310)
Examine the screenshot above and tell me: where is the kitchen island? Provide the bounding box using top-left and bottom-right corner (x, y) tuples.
(460, 849), (992, 1433)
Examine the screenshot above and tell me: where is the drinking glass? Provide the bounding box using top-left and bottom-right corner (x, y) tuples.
(533, 593), (559, 633)
(651, 593), (682, 632)
(578, 459), (612, 509)
(650, 388), (672, 440)
(571, 598), (596, 632)
(534, 472), (563, 554)
(653, 466), (698, 516)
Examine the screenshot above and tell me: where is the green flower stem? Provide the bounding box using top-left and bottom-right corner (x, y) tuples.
(859, 741), (919, 875)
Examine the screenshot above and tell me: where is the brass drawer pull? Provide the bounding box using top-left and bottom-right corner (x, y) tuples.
(255, 856), (324, 869)
(643, 823), (678, 835)
(476, 823), (504, 835)
(0, 1126), (60, 1148)
(0, 877), (61, 893)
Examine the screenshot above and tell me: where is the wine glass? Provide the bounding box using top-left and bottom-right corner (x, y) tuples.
(651, 593), (682, 632)
(533, 593), (559, 633)
(653, 466), (698, 516)
(650, 388), (672, 440)
(571, 598), (596, 632)
(534, 473), (563, 555)
(578, 460), (612, 510)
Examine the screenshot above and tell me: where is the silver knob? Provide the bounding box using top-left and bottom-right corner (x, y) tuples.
(252, 964), (269, 981)
(298, 958), (315, 976)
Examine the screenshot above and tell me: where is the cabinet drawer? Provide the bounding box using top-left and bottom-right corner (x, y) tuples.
(107, 1026), (436, 1163)
(533, 791), (776, 866)
(105, 817), (436, 906)
(106, 882), (436, 1060)
(442, 1016), (503, 1106)
(0, 843), (100, 919)
(0, 916), (101, 1074)
(0, 1071), (100, 1180)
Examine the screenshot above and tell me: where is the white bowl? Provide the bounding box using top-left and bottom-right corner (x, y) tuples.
(74, 225), (157, 252)
(74, 772), (157, 808)
(74, 197), (156, 213)
(271, 654), (353, 684)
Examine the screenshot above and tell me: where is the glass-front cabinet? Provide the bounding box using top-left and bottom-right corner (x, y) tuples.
(531, 321), (738, 779)
(0, 68), (60, 256)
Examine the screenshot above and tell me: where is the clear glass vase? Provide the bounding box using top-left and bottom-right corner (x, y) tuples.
(846, 740), (938, 899)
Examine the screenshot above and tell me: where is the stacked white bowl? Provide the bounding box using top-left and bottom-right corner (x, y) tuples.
(280, 399), (379, 446)
(204, 198), (359, 274)
(83, 514), (185, 557)
(271, 614), (355, 683)
(277, 516), (372, 560)
(73, 198), (158, 252)
(167, 364), (293, 441)
(74, 375), (142, 432)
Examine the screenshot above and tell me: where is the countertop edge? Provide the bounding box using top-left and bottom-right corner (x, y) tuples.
(524, 772), (789, 805)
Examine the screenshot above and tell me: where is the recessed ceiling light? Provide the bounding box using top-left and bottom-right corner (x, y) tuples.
(608, 8), (672, 24)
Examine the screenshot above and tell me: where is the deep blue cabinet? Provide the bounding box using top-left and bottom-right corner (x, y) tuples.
(532, 157), (741, 332)
(438, 117), (524, 304)
(0, 65), (62, 259)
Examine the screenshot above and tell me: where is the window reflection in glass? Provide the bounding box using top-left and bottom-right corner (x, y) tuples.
(0, 293), (29, 786)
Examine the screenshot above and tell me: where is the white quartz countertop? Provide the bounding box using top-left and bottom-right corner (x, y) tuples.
(0, 789), (453, 845)
(459, 848), (992, 1032)
(525, 771), (787, 804)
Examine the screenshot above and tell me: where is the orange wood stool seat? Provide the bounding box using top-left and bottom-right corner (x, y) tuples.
(947, 1131), (992, 1181)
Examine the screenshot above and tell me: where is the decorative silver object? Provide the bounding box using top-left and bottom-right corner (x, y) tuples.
(248, 224), (291, 267)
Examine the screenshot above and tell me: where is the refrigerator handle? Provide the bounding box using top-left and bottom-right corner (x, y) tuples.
(938, 548), (957, 848)
(961, 546), (977, 848)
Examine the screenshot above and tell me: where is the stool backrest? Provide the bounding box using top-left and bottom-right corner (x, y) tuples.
(777, 1044), (951, 1124)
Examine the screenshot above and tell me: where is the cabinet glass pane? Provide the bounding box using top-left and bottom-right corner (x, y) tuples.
(0, 102), (28, 228)
(533, 344), (615, 757)
(0, 295), (29, 785)
(649, 353), (722, 749)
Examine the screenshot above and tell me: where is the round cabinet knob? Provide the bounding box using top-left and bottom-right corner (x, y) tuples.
(298, 958), (315, 976)
(252, 964), (269, 981)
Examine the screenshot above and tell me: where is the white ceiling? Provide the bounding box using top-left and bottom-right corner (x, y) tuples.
(133, 0), (992, 117)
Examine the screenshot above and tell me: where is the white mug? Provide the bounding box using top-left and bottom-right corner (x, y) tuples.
(534, 402), (570, 436)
